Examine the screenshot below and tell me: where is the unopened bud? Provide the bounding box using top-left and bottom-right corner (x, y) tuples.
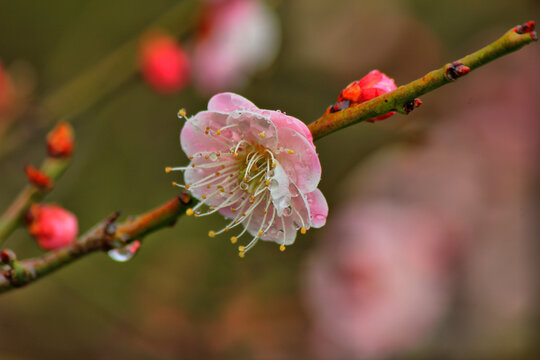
(24, 165), (53, 189)
(47, 122), (74, 158)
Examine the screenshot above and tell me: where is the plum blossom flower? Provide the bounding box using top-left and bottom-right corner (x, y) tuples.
(192, 0), (280, 93)
(139, 32), (190, 94)
(26, 204), (78, 250)
(330, 70), (398, 122)
(304, 202), (453, 359)
(168, 93), (327, 256)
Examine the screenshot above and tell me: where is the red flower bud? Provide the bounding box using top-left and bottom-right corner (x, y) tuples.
(47, 122), (74, 158)
(335, 70), (398, 122)
(26, 204), (78, 250)
(139, 33), (190, 94)
(24, 165), (53, 189)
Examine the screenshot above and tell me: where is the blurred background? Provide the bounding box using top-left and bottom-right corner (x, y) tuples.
(0, 0), (539, 359)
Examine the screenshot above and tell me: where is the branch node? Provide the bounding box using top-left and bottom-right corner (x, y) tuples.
(515, 20), (535, 35)
(328, 100), (350, 113)
(445, 61), (470, 81)
(1, 249), (17, 265)
(178, 190), (192, 205)
(402, 99), (423, 115)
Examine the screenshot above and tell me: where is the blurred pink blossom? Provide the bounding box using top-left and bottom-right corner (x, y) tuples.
(139, 33), (190, 94)
(26, 204), (78, 250)
(171, 92), (327, 256)
(304, 203), (456, 359)
(193, 0), (280, 93)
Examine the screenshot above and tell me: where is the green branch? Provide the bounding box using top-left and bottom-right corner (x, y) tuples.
(308, 21), (537, 139)
(0, 192), (192, 293)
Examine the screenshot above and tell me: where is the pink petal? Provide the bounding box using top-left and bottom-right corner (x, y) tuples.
(246, 202), (297, 245)
(208, 92), (258, 113)
(262, 110), (314, 145)
(226, 110), (278, 149)
(305, 189), (328, 228)
(275, 127), (322, 194)
(180, 112), (231, 156)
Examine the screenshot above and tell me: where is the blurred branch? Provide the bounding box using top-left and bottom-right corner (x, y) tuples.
(0, 157), (71, 245)
(0, 0), (201, 158)
(0, 192), (193, 294)
(308, 21), (538, 140)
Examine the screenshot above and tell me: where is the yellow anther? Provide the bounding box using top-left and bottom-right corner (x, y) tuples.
(191, 164), (196, 167)
(250, 195), (255, 200)
(194, 214), (199, 218)
(172, 181), (177, 186)
(225, 227), (230, 232)
(209, 206), (215, 210)
(243, 177), (248, 182)
(205, 155), (209, 160)
(238, 246), (245, 252)
(202, 194), (207, 199)
(239, 252), (245, 258)
(216, 152), (221, 157)
(231, 208), (236, 212)
(217, 129), (222, 135)
(185, 184), (191, 189)
(178, 108), (187, 117)
(259, 132), (266, 138)
(234, 153), (239, 158)
(258, 230), (263, 236)
(287, 150), (295, 154)
(265, 180), (270, 186)
(215, 171), (221, 176)
(206, 184), (211, 189)
(186, 208), (194, 216)
(208, 230), (215, 238)
(301, 227), (307, 234)
(280, 244), (286, 252)
(272, 161), (277, 168)
(189, 156), (194, 160)
(242, 212), (246, 217)
(230, 236), (238, 244)
(165, 167), (172, 173)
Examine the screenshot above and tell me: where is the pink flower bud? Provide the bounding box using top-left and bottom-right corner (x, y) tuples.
(26, 204), (78, 250)
(139, 33), (190, 94)
(336, 70), (398, 122)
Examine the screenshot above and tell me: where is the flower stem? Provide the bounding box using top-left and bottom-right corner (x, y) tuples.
(0, 157), (71, 245)
(308, 21), (537, 140)
(0, 192), (192, 293)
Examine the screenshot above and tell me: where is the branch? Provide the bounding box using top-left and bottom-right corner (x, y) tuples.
(0, 157), (70, 245)
(0, 192), (193, 293)
(308, 21), (537, 140)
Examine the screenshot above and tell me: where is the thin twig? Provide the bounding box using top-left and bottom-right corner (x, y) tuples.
(308, 21), (537, 140)
(0, 0), (201, 158)
(0, 192), (192, 293)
